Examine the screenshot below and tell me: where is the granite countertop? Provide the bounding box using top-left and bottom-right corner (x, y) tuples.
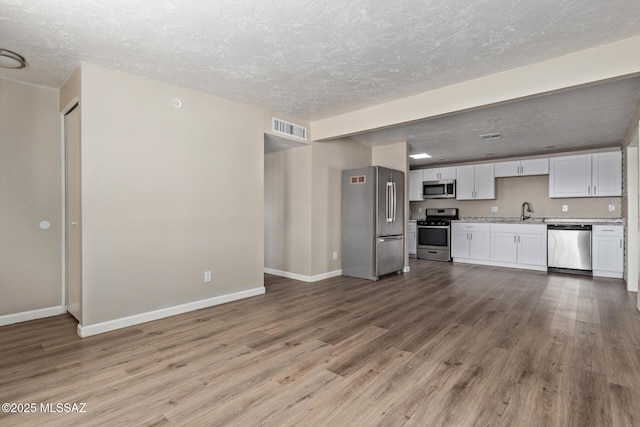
(454, 217), (624, 226)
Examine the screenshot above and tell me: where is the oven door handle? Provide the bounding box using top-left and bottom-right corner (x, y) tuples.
(417, 225), (450, 229)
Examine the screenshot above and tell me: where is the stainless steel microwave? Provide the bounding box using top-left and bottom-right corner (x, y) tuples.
(423, 179), (456, 199)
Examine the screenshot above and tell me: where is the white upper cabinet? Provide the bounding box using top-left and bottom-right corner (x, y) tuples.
(549, 152), (621, 198)
(457, 164), (495, 200)
(592, 152), (622, 197)
(422, 167), (456, 181)
(549, 154), (591, 197)
(409, 170), (424, 201)
(494, 158), (549, 177)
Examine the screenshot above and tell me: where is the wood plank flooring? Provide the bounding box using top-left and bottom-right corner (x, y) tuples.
(1, 259), (640, 426)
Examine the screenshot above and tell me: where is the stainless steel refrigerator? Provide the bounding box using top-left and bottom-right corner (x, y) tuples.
(342, 166), (405, 281)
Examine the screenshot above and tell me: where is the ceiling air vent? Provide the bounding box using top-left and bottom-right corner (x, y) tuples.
(273, 117), (307, 141)
(479, 132), (502, 141)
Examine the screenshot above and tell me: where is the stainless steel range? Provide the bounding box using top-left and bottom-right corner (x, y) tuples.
(417, 208), (459, 262)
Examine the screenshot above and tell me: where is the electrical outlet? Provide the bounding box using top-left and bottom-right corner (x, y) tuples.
(333, 251), (338, 261)
(562, 205), (568, 212)
(204, 271), (212, 283)
(491, 206), (498, 213)
(418, 207), (422, 213)
(609, 204), (616, 212)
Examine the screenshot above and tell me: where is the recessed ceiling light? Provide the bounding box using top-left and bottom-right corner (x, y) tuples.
(409, 153), (432, 159)
(479, 133), (502, 141)
(0, 48), (26, 69)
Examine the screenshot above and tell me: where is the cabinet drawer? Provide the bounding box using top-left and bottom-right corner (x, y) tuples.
(452, 223), (490, 233)
(593, 225), (623, 237)
(490, 223), (546, 235)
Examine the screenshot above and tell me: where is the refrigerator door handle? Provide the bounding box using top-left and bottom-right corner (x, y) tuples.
(386, 181), (393, 222)
(392, 181), (397, 222)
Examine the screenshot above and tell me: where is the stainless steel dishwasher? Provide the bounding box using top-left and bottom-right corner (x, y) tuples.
(547, 224), (592, 275)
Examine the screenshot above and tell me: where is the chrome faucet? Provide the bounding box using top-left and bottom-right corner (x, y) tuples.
(521, 202), (534, 221)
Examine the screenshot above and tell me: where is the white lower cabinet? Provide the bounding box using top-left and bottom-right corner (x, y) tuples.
(592, 225), (624, 278)
(452, 222), (546, 271)
(408, 221), (417, 256)
(490, 224), (547, 268)
(451, 223), (491, 260)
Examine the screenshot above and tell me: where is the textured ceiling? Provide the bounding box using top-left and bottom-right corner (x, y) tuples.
(1, 0), (640, 120)
(349, 77), (640, 167)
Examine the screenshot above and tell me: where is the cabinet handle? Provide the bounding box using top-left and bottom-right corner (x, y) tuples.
(588, 187), (591, 195)
(594, 186), (596, 195)
(470, 233), (472, 241)
(518, 235), (521, 243)
(620, 239), (622, 248)
(602, 229), (615, 232)
(514, 235), (516, 243)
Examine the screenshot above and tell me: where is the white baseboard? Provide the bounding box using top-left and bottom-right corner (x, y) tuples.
(77, 286), (265, 338)
(453, 258), (547, 272)
(0, 306), (66, 327)
(264, 268), (342, 283)
(593, 270), (624, 279)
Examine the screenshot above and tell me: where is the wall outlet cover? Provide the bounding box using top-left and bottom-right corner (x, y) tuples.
(562, 205), (568, 212)
(491, 206), (498, 213)
(204, 271), (212, 282)
(609, 204), (616, 212)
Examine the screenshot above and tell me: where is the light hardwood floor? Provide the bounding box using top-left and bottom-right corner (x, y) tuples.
(2, 259), (640, 426)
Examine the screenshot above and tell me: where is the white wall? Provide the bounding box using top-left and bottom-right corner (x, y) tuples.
(264, 146), (313, 276)
(264, 138), (372, 280)
(0, 79), (62, 319)
(69, 63), (265, 327)
(311, 139), (372, 276)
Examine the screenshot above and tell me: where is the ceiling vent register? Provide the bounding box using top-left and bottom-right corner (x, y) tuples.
(273, 117), (307, 141)
(479, 132), (502, 141)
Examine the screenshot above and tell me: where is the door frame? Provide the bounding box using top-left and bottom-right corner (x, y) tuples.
(60, 97), (79, 315)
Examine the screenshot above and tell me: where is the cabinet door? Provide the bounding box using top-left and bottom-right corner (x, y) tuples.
(408, 222), (417, 255)
(592, 225), (624, 274)
(439, 167), (457, 180)
(520, 158), (549, 176)
(474, 163), (495, 199)
(592, 235), (624, 273)
(592, 152), (622, 197)
(518, 232), (547, 266)
(470, 231), (491, 260)
(451, 228), (470, 258)
(491, 232), (518, 263)
(549, 154), (591, 198)
(494, 161), (520, 177)
(422, 168), (440, 181)
(455, 165), (476, 200)
(409, 170), (424, 201)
